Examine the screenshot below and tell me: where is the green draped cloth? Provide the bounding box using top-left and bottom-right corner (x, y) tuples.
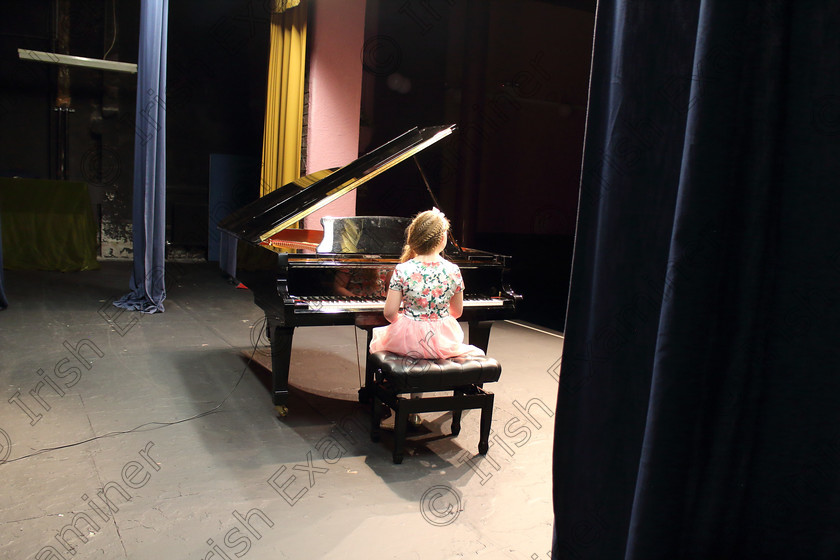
(0, 178), (100, 272)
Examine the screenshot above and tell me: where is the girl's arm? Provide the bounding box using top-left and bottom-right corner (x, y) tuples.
(449, 290), (464, 319)
(383, 288), (403, 323)
(333, 269), (355, 297)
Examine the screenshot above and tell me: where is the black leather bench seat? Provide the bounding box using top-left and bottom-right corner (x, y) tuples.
(368, 351), (502, 463)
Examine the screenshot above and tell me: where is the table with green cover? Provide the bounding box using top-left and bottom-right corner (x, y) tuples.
(0, 177), (100, 272)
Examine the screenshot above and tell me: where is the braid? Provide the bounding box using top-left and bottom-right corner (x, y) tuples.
(400, 221), (418, 262)
(418, 226), (441, 247)
(400, 209), (449, 262)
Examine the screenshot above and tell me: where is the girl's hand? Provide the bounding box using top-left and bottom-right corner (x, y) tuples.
(383, 288), (403, 323)
(449, 290), (464, 319)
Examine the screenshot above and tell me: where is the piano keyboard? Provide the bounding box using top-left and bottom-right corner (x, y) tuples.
(296, 296), (506, 313)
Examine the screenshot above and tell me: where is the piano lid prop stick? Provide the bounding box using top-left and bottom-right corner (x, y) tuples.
(412, 155), (463, 253)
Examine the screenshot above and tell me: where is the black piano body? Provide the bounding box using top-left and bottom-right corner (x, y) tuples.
(218, 125), (520, 413)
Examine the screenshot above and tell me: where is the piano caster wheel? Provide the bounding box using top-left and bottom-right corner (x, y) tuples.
(393, 453), (404, 464)
(275, 405), (289, 417)
(478, 442), (489, 455)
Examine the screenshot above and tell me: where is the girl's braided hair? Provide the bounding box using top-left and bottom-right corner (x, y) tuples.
(400, 208), (449, 262)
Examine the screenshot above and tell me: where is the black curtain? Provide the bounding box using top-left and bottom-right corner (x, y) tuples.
(553, 1), (840, 558)
(0, 212), (6, 310)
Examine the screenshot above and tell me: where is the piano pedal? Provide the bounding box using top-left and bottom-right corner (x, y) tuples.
(275, 405), (289, 417)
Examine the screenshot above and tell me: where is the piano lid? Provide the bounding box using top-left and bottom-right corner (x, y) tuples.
(217, 124), (456, 244)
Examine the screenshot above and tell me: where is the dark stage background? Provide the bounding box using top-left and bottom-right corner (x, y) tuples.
(0, 0), (597, 331)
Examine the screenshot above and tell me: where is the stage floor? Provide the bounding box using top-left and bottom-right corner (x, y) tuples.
(0, 262), (562, 560)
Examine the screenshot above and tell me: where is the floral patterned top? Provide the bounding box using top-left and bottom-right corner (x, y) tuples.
(389, 258), (464, 320)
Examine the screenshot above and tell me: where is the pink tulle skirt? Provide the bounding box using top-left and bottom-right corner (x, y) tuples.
(369, 314), (485, 359)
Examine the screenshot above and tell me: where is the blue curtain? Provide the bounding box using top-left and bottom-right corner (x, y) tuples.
(553, 1), (840, 558)
(114, 0), (169, 314)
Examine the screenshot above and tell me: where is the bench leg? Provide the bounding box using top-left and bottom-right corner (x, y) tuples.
(478, 394), (494, 455)
(393, 401), (408, 464)
(371, 397), (382, 442)
(451, 388), (463, 436)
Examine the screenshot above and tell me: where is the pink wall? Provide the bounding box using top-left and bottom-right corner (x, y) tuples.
(303, 0), (367, 230)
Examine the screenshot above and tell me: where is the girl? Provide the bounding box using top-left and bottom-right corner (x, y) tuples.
(369, 208), (484, 359)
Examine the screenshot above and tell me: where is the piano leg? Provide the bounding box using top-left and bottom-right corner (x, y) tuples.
(267, 318), (293, 415)
(468, 320), (494, 353)
(358, 326), (376, 404)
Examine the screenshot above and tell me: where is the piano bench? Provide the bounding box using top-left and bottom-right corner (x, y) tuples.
(367, 351), (502, 464)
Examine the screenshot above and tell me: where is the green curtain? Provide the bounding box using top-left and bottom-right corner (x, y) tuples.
(0, 178), (99, 272)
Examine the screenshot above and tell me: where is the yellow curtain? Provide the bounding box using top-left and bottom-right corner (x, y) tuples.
(272, 0), (301, 12)
(261, 2), (307, 197)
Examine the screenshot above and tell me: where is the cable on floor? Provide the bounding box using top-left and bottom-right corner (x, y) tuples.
(1, 330), (262, 465)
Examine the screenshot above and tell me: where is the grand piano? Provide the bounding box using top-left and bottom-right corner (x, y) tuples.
(218, 124), (519, 414)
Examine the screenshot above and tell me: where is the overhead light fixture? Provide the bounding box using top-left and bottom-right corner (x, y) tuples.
(17, 48), (137, 74)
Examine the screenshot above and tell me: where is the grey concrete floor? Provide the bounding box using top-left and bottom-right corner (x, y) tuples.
(0, 262), (562, 560)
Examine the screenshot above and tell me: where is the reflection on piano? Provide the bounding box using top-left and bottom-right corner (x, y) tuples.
(218, 125), (520, 414)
